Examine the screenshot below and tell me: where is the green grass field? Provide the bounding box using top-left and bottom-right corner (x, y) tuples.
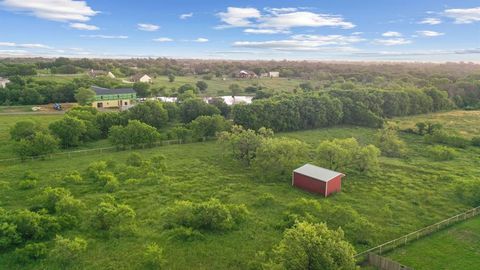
(387, 217), (480, 270)
(149, 75), (304, 96)
(0, 111), (479, 269)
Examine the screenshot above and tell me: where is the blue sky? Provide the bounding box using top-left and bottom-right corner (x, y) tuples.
(0, 0), (479, 61)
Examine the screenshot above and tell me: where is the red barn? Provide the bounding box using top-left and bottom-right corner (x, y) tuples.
(292, 164), (344, 197)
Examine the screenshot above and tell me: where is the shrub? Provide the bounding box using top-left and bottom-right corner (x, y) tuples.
(428, 145), (457, 161)
(471, 136), (480, 147)
(126, 152), (144, 167)
(253, 138), (309, 181)
(18, 179), (37, 190)
(10, 120), (40, 141)
(424, 130), (469, 148)
(63, 171), (83, 184)
(255, 193), (275, 206)
(375, 125), (407, 157)
(109, 120), (160, 148)
(0, 210), (21, 250)
(49, 116), (87, 148)
(104, 176), (120, 193)
(167, 226), (204, 241)
(11, 210), (60, 241)
(164, 198), (248, 232)
(50, 235), (87, 266)
(15, 242), (48, 262)
(85, 161), (108, 181)
(91, 197), (136, 234)
(271, 221), (356, 270)
(14, 132), (59, 159)
(455, 181), (480, 206)
(143, 243), (166, 269)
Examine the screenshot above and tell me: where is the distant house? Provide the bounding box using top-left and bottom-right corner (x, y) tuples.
(260, 71), (280, 78)
(107, 72), (116, 79)
(131, 74), (152, 83)
(237, 70), (257, 79)
(88, 69), (106, 77)
(0, 77), (10, 88)
(91, 86), (136, 109)
(292, 164), (344, 197)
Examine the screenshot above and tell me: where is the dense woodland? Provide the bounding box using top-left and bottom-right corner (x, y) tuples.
(1, 58), (480, 109)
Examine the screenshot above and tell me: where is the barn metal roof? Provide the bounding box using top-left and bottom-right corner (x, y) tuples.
(293, 164), (344, 182)
(91, 86), (136, 95)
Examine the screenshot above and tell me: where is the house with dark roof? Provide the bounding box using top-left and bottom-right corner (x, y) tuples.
(292, 164), (344, 197)
(91, 86), (136, 109)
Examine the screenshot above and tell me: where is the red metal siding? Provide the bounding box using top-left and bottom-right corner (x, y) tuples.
(325, 175), (342, 196)
(293, 172), (342, 197)
(293, 172), (327, 196)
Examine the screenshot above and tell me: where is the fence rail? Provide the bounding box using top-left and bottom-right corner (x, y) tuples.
(0, 137), (216, 164)
(355, 206), (480, 261)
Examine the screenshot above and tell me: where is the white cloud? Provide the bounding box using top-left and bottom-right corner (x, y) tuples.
(217, 7), (355, 32)
(194, 38), (209, 43)
(416, 30), (444, 37)
(244, 28), (289, 34)
(0, 41), (52, 49)
(153, 37), (173, 42)
(258, 11), (355, 30)
(1, 0), (98, 22)
(19, 43), (52, 49)
(137, 23), (160, 31)
(373, 38), (412, 46)
(81, 35), (128, 39)
(180, 13), (193, 19)
(233, 34), (364, 51)
(419, 18), (442, 25)
(382, 31), (402, 37)
(444, 7), (480, 24)
(69, 22), (99, 30)
(217, 7), (261, 28)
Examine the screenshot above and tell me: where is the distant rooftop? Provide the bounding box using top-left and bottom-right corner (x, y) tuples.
(91, 86), (135, 95)
(293, 164), (344, 182)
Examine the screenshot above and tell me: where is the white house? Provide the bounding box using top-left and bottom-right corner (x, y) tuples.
(131, 74), (152, 83)
(261, 71), (280, 78)
(0, 77), (10, 88)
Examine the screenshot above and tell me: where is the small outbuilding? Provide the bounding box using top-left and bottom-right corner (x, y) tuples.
(292, 164), (344, 197)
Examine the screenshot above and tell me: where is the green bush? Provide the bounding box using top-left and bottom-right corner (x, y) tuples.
(109, 120), (160, 148)
(143, 243), (166, 269)
(62, 171), (83, 184)
(11, 209), (60, 241)
(10, 120), (41, 141)
(103, 176), (120, 193)
(424, 130), (469, 148)
(15, 242), (48, 262)
(471, 136), (480, 147)
(18, 179), (37, 190)
(50, 235), (87, 266)
(428, 145), (457, 161)
(167, 226), (205, 241)
(126, 152), (145, 167)
(85, 161), (108, 181)
(91, 197), (136, 234)
(455, 181), (480, 206)
(164, 198), (248, 232)
(0, 209), (21, 250)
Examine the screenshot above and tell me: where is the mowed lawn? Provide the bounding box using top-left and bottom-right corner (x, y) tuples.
(387, 217), (480, 270)
(1, 118), (479, 268)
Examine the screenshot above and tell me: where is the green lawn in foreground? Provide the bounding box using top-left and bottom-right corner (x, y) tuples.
(0, 122), (478, 269)
(387, 217), (480, 270)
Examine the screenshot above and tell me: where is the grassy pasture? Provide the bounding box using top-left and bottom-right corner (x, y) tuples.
(0, 114), (479, 268)
(149, 75), (304, 96)
(394, 110), (480, 139)
(387, 217), (480, 270)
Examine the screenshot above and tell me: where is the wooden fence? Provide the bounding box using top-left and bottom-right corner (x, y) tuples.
(355, 206), (480, 261)
(0, 137), (216, 164)
(367, 253), (413, 270)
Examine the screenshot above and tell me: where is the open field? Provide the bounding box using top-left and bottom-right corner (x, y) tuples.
(387, 217), (480, 270)
(394, 110), (480, 139)
(0, 110), (479, 268)
(150, 75), (304, 96)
